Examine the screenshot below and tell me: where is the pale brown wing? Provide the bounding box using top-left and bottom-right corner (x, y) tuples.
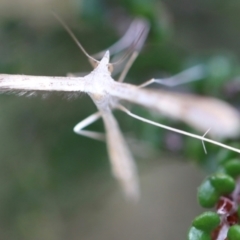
(110, 81), (240, 139)
(0, 74), (86, 92)
(101, 109), (139, 200)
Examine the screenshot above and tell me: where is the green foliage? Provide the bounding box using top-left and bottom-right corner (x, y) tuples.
(192, 212), (220, 232)
(188, 227), (212, 240)
(209, 173), (235, 194)
(198, 179), (220, 208)
(227, 225), (240, 240)
(191, 158), (240, 239)
(223, 158), (240, 178)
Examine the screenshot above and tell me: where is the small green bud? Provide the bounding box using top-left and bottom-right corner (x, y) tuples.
(192, 211), (220, 232)
(223, 159), (240, 178)
(188, 227), (211, 240)
(210, 173), (235, 194)
(227, 225), (240, 240)
(198, 179), (219, 208)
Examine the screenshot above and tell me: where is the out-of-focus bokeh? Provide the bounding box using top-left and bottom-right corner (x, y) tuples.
(0, 0), (240, 239)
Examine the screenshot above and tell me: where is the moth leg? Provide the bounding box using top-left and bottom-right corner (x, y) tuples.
(93, 18), (149, 59)
(118, 51), (139, 82)
(116, 105), (240, 154)
(73, 112), (105, 141)
(138, 64), (206, 88)
(93, 18), (149, 78)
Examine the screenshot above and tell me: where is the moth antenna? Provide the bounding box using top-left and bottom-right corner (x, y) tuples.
(117, 105), (240, 154)
(202, 128), (211, 154)
(52, 12), (98, 64)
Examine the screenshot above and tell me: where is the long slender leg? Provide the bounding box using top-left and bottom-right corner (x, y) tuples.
(138, 64), (207, 88)
(73, 112), (105, 141)
(116, 104), (240, 154)
(91, 18), (149, 78)
(93, 18), (149, 59)
(118, 51), (139, 82)
(100, 109), (139, 201)
(77, 107), (139, 200)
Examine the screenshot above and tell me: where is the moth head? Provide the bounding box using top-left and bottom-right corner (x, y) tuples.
(90, 51), (113, 74)
(89, 58), (113, 74)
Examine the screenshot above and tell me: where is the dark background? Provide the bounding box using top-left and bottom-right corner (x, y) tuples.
(0, 0), (239, 239)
